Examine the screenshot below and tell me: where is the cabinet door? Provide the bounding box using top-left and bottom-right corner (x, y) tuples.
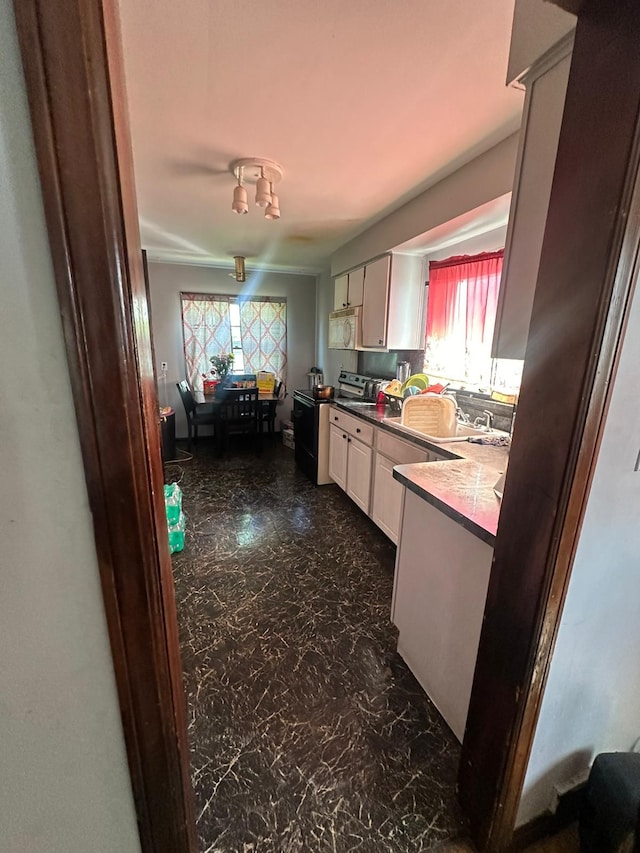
(491, 49), (571, 359)
(334, 274), (349, 310)
(371, 453), (405, 544)
(346, 436), (372, 514)
(347, 266), (364, 307)
(328, 424), (348, 490)
(362, 255), (390, 347)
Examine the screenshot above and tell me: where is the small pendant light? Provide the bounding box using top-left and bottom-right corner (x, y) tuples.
(255, 167), (272, 208)
(264, 182), (280, 220)
(233, 256), (246, 282)
(231, 166), (248, 214)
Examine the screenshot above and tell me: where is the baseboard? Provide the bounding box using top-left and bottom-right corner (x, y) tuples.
(509, 782), (585, 850)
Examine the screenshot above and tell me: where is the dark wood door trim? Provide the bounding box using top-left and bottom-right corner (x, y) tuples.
(13, 1), (196, 851)
(459, 1), (640, 849)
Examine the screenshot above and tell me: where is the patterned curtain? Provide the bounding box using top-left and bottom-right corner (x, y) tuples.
(180, 293), (232, 392)
(238, 298), (287, 383)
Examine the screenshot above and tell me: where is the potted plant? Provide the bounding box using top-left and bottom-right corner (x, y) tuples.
(209, 351), (234, 380)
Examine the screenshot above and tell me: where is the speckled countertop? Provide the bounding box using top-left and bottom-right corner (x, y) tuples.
(332, 400), (508, 545)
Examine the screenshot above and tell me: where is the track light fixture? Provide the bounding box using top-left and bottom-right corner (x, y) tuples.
(230, 158), (283, 219)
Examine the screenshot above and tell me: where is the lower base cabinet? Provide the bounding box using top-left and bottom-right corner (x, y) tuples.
(346, 436), (372, 513)
(392, 489), (493, 741)
(329, 423), (372, 514)
(371, 454), (405, 544)
(328, 424), (348, 490)
(371, 430), (431, 543)
(329, 409), (450, 541)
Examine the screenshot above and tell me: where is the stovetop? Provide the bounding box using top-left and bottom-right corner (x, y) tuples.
(293, 389), (335, 403)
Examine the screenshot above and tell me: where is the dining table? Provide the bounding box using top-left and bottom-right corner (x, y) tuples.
(196, 389), (282, 435)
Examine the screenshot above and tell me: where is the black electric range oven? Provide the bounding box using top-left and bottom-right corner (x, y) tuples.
(292, 389), (332, 485)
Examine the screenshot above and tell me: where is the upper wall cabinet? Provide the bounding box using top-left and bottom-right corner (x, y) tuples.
(492, 39), (572, 360)
(333, 267), (365, 310)
(361, 255), (390, 347)
(334, 253), (424, 350)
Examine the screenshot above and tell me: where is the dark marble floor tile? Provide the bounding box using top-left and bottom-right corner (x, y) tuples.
(167, 437), (466, 852)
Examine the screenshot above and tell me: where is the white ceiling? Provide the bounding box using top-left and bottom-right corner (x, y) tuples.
(118, 0), (523, 272)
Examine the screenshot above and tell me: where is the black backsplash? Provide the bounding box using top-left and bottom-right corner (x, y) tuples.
(450, 390), (516, 434)
(358, 350), (425, 380)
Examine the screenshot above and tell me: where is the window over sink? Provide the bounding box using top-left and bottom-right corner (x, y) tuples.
(423, 250), (523, 395)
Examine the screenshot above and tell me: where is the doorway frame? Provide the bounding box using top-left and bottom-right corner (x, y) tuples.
(12, 0), (640, 851)
(13, 1), (196, 850)
(458, 0), (640, 848)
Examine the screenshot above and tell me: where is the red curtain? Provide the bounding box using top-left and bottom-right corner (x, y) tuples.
(425, 250), (504, 384)
(426, 250), (504, 345)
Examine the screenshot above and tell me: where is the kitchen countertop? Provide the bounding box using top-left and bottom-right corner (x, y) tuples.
(332, 400), (509, 468)
(332, 399), (507, 544)
(392, 461), (502, 546)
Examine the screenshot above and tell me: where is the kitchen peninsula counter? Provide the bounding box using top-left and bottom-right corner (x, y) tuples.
(329, 398), (504, 739)
(393, 460), (501, 547)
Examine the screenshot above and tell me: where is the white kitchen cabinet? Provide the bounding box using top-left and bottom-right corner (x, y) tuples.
(385, 253), (425, 350)
(361, 255), (390, 347)
(333, 267), (364, 310)
(334, 274), (349, 311)
(392, 488), (493, 741)
(328, 424), (348, 490)
(334, 252), (424, 351)
(492, 41), (572, 360)
(347, 266), (364, 307)
(371, 454), (405, 543)
(329, 408), (373, 514)
(346, 436), (372, 514)
(372, 430), (429, 543)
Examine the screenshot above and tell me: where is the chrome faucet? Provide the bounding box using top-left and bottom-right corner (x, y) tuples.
(456, 407), (470, 423)
(473, 410), (494, 431)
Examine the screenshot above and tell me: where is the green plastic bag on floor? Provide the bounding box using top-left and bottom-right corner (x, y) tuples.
(163, 483), (182, 525)
(167, 511), (186, 554)
(164, 483), (185, 553)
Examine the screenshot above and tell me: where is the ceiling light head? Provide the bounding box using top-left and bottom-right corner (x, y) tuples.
(230, 158), (283, 219)
(232, 183), (248, 214)
(255, 169), (272, 208)
(264, 187), (280, 220)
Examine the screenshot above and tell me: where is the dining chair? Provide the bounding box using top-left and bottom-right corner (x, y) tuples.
(175, 380), (217, 451)
(215, 387), (262, 455)
(260, 380), (284, 437)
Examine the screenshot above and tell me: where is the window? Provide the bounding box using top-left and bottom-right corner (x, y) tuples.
(180, 293), (287, 391)
(423, 250), (523, 394)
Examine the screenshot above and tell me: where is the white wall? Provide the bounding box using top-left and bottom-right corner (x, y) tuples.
(507, 0), (575, 85)
(0, 4), (141, 851)
(147, 261), (316, 436)
(517, 272), (640, 825)
(330, 134), (519, 276)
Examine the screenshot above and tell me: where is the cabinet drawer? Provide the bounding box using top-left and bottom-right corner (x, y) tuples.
(329, 408), (374, 445)
(376, 429), (428, 465)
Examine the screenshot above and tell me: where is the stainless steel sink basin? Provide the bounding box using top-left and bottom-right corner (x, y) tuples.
(381, 418), (492, 443)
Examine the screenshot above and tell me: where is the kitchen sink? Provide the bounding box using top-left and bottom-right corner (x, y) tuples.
(382, 417), (491, 443)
